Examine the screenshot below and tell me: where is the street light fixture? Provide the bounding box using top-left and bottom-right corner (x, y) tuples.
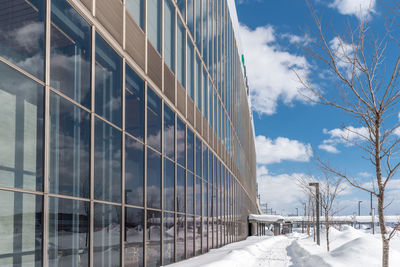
(309, 182), (320, 245)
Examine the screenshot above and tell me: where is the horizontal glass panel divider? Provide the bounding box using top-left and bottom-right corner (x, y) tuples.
(47, 193), (91, 202)
(146, 207), (163, 212)
(124, 203), (145, 209)
(125, 131), (145, 146)
(0, 57), (46, 87)
(163, 155), (176, 163)
(147, 145), (163, 156)
(93, 113), (123, 132)
(0, 186), (44, 196)
(92, 199), (123, 206)
(48, 87), (92, 114)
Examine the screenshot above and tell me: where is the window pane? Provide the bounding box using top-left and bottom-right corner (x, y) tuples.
(126, 0), (145, 30)
(195, 177), (201, 215)
(49, 197), (89, 267)
(195, 0), (201, 48)
(146, 210), (161, 267)
(177, 165), (185, 213)
(195, 56), (201, 109)
(93, 203), (121, 267)
(187, 172), (194, 214)
(187, 41), (194, 98)
(147, 88), (161, 152)
(176, 214), (185, 261)
(163, 158), (175, 212)
(187, 128), (194, 172)
(186, 215), (194, 257)
(125, 135), (144, 207)
(50, 93), (90, 198)
(147, 148), (161, 209)
(50, 0), (91, 108)
(125, 64), (144, 140)
(164, 0), (175, 71)
(202, 215), (208, 252)
(176, 117), (185, 166)
(195, 216), (201, 255)
(0, 190), (42, 266)
(125, 207), (144, 267)
(164, 104), (175, 159)
(94, 118), (122, 203)
(0, 62), (43, 191)
(0, 0), (45, 80)
(202, 180), (207, 216)
(163, 212), (174, 265)
(148, 0), (161, 53)
(202, 69), (208, 118)
(202, 144), (207, 180)
(187, 0), (194, 36)
(177, 0), (185, 20)
(95, 33), (122, 127)
(177, 19), (185, 87)
(195, 137), (201, 176)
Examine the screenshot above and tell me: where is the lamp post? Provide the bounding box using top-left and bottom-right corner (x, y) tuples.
(309, 182), (320, 245)
(358, 200), (362, 229)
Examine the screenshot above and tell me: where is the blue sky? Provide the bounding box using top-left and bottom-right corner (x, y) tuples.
(235, 0), (400, 216)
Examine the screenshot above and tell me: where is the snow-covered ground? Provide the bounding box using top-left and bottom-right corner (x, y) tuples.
(165, 226), (400, 267)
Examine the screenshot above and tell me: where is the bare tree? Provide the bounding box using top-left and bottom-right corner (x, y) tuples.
(295, 3), (400, 266)
(298, 172), (345, 251)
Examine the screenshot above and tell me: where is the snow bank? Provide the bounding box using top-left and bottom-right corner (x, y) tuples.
(296, 226), (400, 267)
(164, 236), (283, 267)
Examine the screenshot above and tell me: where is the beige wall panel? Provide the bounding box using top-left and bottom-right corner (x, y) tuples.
(96, 0), (123, 45)
(126, 14), (145, 70)
(177, 82), (186, 116)
(164, 63), (175, 104)
(187, 96), (195, 127)
(147, 42), (162, 90)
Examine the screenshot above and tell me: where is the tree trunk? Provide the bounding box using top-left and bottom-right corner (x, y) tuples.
(325, 212), (330, 252)
(378, 193), (389, 267)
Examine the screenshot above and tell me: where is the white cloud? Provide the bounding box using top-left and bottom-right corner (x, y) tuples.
(255, 135), (313, 164)
(257, 169), (310, 214)
(329, 36), (355, 76)
(281, 33), (312, 46)
(318, 143), (340, 153)
(329, 0), (376, 19)
(319, 126), (369, 153)
(240, 24), (313, 115)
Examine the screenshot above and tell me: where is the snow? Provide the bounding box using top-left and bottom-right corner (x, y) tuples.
(248, 214), (286, 223)
(165, 226), (400, 267)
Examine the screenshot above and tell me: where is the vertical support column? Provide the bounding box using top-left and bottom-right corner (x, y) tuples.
(89, 24), (96, 267)
(43, 0), (51, 266)
(121, 57), (126, 267)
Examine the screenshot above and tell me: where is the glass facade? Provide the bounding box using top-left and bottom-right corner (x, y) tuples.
(0, 0), (257, 266)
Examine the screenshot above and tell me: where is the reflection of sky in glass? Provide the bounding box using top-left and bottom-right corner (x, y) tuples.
(147, 148), (161, 209)
(0, 0), (45, 80)
(163, 158), (175, 211)
(50, 0), (91, 108)
(49, 93), (90, 198)
(125, 135), (144, 207)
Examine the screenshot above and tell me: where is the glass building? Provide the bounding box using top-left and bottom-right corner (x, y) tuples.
(0, 0), (257, 266)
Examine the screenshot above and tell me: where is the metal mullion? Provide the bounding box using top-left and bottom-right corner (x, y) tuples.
(0, 57), (46, 87)
(161, 0), (165, 93)
(121, 58), (126, 266)
(48, 87), (91, 113)
(160, 100), (165, 265)
(89, 23), (96, 267)
(92, 199), (123, 207)
(42, 0), (51, 265)
(93, 113), (123, 132)
(0, 186), (45, 196)
(47, 193), (91, 202)
(174, 112), (177, 263)
(143, 81), (148, 267)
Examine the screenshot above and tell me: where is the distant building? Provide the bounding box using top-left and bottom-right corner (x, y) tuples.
(0, 0), (257, 266)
